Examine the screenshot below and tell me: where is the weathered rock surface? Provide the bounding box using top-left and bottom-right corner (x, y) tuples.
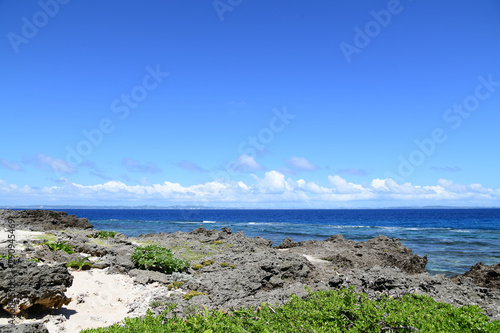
(0, 210), (93, 231)
(0, 322), (49, 333)
(3, 213), (500, 325)
(285, 234), (428, 274)
(452, 262), (500, 290)
(0, 259), (73, 314)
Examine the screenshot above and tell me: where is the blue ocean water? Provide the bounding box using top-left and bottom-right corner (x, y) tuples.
(59, 208), (500, 276)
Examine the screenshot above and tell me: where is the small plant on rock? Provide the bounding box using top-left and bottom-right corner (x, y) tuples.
(66, 257), (93, 271)
(183, 291), (207, 301)
(192, 264), (203, 270)
(229, 264), (235, 269)
(131, 244), (189, 274)
(96, 230), (118, 239)
(202, 259), (214, 266)
(220, 262), (228, 268)
(167, 281), (185, 290)
(44, 241), (75, 254)
(210, 240), (223, 245)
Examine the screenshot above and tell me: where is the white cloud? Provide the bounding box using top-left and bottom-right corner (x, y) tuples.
(23, 154), (76, 174)
(257, 171), (287, 194)
(0, 174), (499, 208)
(287, 156), (318, 171)
(0, 159), (24, 171)
(328, 175), (365, 194)
(234, 154), (264, 172)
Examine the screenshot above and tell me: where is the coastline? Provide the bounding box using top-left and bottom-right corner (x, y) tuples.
(1, 209), (499, 332)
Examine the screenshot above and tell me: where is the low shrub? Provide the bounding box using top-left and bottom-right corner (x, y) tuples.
(192, 264), (203, 271)
(220, 262), (228, 268)
(96, 230), (118, 239)
(80, 287), (500, 332)
(130, 245), (189, 274)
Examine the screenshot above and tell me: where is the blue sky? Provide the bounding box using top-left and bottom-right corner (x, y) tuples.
(1, 0), (500, 208)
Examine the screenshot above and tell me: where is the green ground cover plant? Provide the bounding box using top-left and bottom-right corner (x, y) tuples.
(66, 257), (93, 270)
(96, 230), (118, 239)
(44, 241), (74, 254)
(131, 244), (189, 274)
(80, 287), (500, 333)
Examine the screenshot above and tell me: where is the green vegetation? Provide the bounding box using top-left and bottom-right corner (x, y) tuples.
(0, 254), (16, 259)
(66, 257), (93, 270)
(202, 259), (214, 266)
(33, 233), (57, 242)
(131, 244), (189, 274)
(44, 241), (75, 254)
(210, 240), (223, 245)
(96, 230), (118, 239)
(29, 258), (40, 263)
(80, 288), (500, 333)
(192, 264), (203, 270)
(220, 262), (228, 268)
(182, 291), (207, 301)
(229, 264), (235, 269)
(168, 281), (185, 290)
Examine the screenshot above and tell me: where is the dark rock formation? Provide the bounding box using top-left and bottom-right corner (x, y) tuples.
(452, 262), (500, 290)
(0, 209), (93, 231)
(0, 259), (73, 314)
(286, 234), (428, 274)
(276, 237), (299, 249)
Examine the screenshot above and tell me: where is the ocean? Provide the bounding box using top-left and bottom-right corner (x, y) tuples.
(57, 208), (500, 276)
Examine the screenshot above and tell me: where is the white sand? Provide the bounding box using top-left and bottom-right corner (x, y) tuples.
(0, 228), (175, 332)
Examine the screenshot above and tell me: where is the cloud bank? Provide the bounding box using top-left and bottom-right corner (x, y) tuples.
(1, 171), (498, 208)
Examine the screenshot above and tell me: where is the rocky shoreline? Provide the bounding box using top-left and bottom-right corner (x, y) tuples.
(1, 209), (499, 332)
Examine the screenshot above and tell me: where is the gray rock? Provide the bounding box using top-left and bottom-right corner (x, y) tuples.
(0, 259), (72, 314)
(128, 269), (171, 284)
(0, 322), (48, 333)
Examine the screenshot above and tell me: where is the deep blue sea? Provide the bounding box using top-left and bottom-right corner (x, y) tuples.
(56, 208), (500, 276)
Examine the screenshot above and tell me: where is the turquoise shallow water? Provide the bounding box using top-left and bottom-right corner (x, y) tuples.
(58, 208), (500, 276)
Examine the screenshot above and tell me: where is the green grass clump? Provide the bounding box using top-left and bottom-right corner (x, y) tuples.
(192, 264), (204, 271)
(66, 257), (93, 271)
(167, 281), (185, 290)
(210, 240), (223, 245)
(96, 230), (118, 239)
(229, 264), (235, 269)
(44, 241), (74, 254)
(202, 259), (214, 266)
(130, 244), (189, 274)
(80, 287), (500, 333)
(183, 291), (207, 301)
(220, 262), (228, 268)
